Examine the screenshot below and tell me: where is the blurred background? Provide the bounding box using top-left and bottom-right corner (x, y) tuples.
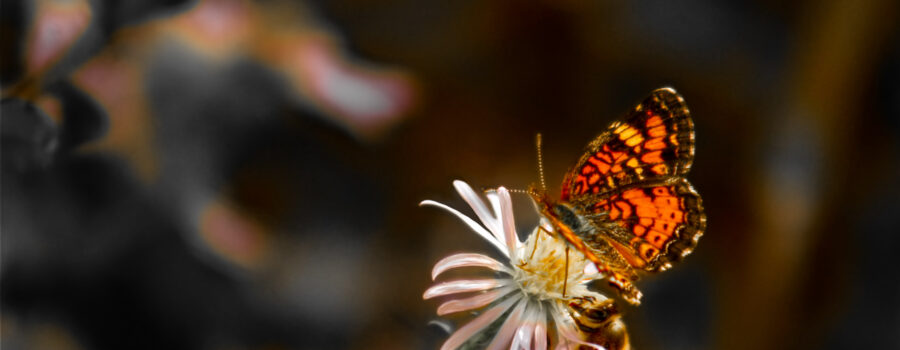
(2, 0), (900, 349)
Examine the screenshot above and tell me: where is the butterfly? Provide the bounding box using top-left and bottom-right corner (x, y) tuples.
(531, 87), (706, 305)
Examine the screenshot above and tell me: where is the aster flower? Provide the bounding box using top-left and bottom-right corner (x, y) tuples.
(422, 181), (630, 350)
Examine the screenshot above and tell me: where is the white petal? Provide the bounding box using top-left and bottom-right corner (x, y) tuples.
(486, 191), (509, 243)
(511, 327), (532, 350)
(583, 263), (599, 276)
(437, 285), (515, 315)
(534, 322), (547, 350)
(539, 218), (553, 232)
(432, 253), (512, 280)
(453, 180), (503, 241)
(420, 199), (509, 257)
(486, 299), (529, 350)
(440, 296), (521, 350)
(497, 187), (519, 260)
(509, 304), (538, 350)
(423, 279), (511, 299)
(487, 191), (502, 219)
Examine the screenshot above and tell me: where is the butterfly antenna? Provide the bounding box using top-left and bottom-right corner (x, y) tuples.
(487, 188), (541, 201)
(536, 133), (547, 192)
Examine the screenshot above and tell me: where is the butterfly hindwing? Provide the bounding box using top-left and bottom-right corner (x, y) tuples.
(577, 178), (706, 272)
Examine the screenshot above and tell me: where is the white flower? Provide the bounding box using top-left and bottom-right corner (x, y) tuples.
(422, 181), (629, 350)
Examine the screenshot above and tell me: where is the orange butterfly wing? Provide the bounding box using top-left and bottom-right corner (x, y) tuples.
(562, 87), (695, 200)
(563, 88), (706, 272)
(584, 178), (705, 272)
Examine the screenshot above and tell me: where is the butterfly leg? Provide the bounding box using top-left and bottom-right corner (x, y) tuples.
(605, 272), (642, 305)
(587, 261), (643, 305)
(522, 225), (554, 266)
(540, 211), (642, 303)
(563, 246), (570, 298)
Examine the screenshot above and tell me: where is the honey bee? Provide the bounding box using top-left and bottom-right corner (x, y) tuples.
(567, 296), (630, 350)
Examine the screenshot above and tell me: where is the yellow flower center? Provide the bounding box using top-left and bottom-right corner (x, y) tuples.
(512, 227), (592, 300)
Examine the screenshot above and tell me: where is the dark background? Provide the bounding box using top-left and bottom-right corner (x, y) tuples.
(3, 0), (900, 349)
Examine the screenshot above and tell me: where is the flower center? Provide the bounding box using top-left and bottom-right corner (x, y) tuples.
(512, 228), (589, 300)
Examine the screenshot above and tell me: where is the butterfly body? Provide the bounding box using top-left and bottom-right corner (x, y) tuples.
(535, 88), (707, 305)
(550, 203), (591, 236)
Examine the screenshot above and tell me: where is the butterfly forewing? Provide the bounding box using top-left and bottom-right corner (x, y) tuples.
(562, 88), (695, 200)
